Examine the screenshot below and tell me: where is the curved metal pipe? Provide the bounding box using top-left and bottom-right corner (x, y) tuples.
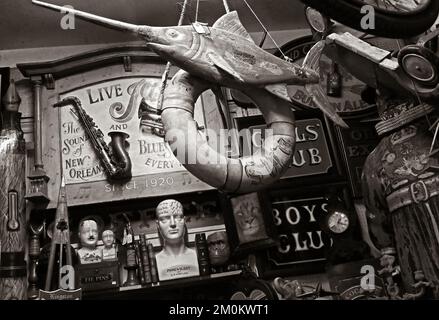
(161, 70), (296, 193)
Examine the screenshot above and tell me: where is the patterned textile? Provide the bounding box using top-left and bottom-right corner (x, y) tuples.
(362, 117), (439, 297)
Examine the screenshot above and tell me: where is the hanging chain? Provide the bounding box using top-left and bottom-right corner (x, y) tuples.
(156, 0), (190, 111)
(223, 0), (230, 13)
(195, 0), (200, 22)
(242, 0), (287, 60)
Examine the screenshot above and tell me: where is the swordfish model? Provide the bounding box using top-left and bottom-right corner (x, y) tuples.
(32, 0), (347, 128)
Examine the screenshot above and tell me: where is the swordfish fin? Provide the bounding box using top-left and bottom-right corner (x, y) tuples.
(265, 84), (292, 103)
(303, 41), (349, 128)
(208, 52), (245, 82)
(306, 84), (349, 128)
(212, 11), (255, 43)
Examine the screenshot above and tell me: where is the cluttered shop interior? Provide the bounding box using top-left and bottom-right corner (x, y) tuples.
(1, 0), (439, 300)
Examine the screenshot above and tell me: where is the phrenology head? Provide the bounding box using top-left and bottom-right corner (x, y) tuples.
(156, 199), (186, 243)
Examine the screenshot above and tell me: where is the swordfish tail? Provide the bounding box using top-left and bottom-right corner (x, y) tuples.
(303, 41), (348, 128)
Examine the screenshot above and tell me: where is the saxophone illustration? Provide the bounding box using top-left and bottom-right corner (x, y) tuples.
(55, 97), (132, 181)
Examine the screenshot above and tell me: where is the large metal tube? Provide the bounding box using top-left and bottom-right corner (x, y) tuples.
(161, 70), (296, 193)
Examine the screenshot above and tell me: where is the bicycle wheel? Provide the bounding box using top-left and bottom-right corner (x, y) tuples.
(301, 0), (439, 38)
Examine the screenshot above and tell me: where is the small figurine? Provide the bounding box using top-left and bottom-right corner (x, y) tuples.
(76, 219), (102, 264)
(102, 229), (117, 261)
(207, 231), (230, 267)
(378, 250), (401, 299)
(273, 277), (339, 300)
(403, 270), (433, 300)
(273, 277), (305, 300)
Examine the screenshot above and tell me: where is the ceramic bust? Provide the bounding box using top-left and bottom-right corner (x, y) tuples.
(102, 229), (117, 261)
(155, 199), (199, 281)
(76, 219), (102, 264)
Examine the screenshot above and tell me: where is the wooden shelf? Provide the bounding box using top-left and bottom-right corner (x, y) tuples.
(83, 270), (243, 299)
(120, 270), (242, 292)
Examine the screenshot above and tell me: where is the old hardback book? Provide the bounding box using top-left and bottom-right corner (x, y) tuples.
(147, 243), (159, 283)
(140, 235), (152, 284)
(134, 239), (145, 284)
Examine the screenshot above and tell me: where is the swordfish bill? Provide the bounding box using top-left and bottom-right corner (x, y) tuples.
(32, 0), (144, 34)
(32, 0), (347, 128)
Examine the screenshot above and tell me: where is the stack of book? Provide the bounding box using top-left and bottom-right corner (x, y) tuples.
(136, 234), (159, 284)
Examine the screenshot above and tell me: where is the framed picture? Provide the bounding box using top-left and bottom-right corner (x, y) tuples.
(334, 120), (379, 198)
(220, 192), (278, 257)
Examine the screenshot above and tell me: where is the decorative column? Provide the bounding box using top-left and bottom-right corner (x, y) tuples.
(0, 80), (28, 299)
(25, 77), (49, 202)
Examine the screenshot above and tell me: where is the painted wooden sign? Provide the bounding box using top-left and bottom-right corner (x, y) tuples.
(336, 121), (379, 198)
(241, 118), (333, 179)
(59, 77), (213, 206)
(39, 288), (82, 300)
(259, 196), (333, 276)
